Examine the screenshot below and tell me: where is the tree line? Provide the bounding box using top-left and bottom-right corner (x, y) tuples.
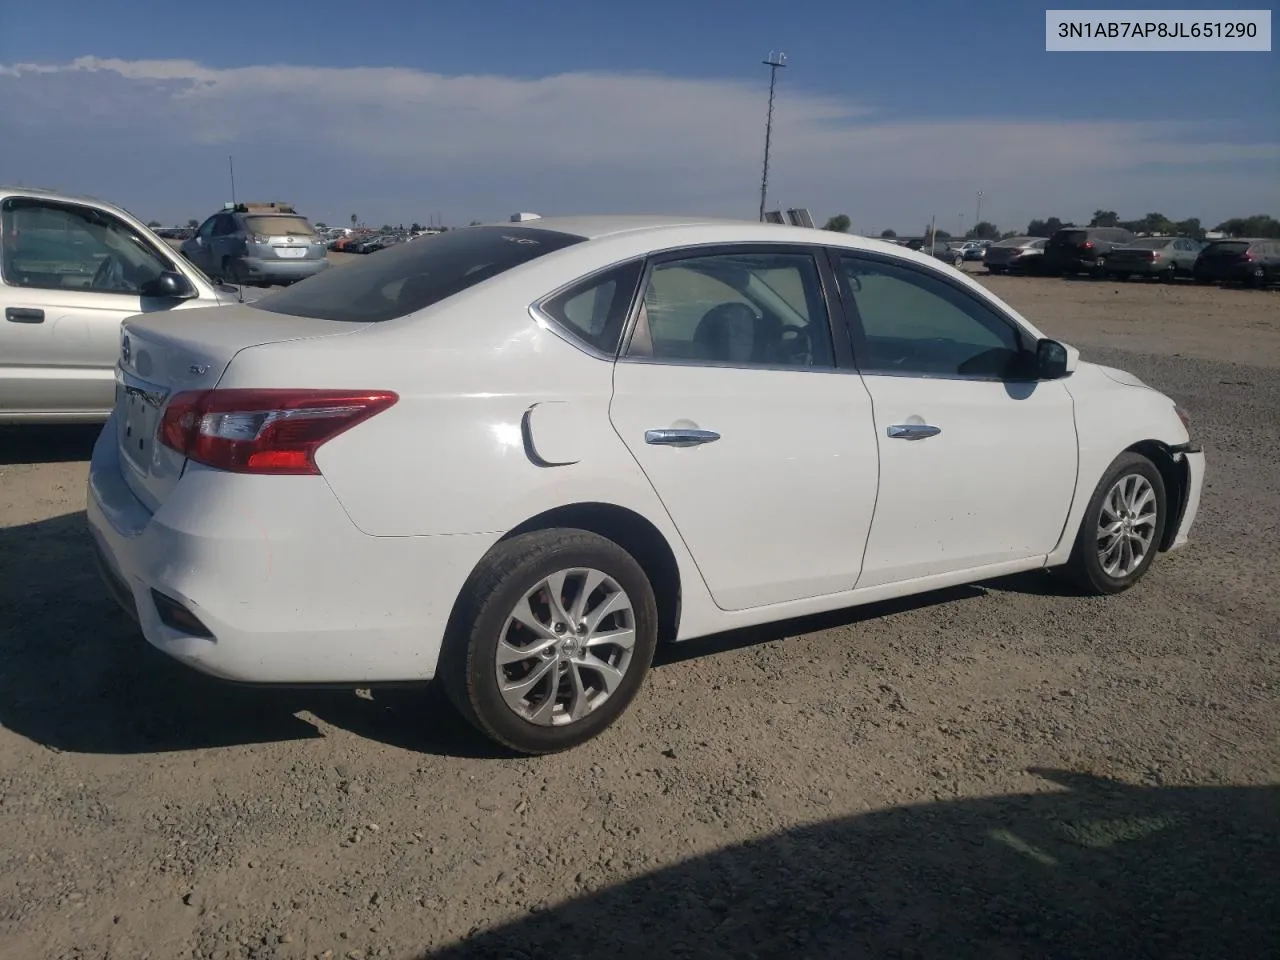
(821, 211), (1280, 241)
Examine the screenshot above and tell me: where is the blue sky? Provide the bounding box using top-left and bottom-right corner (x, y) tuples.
(2, 0), (1276, 232)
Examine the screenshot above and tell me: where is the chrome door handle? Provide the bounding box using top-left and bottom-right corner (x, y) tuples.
(645, 428), (720, 447)
(886, 423), (941, 440)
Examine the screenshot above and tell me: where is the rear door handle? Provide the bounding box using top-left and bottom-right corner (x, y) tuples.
(5, 307), (44, 323)
(645, 428), (720, 447)
(887, 423), (941, 440)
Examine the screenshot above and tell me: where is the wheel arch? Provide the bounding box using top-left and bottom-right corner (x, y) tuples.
(1125, 439), (1189, 552)
(497, 502), (683, 642)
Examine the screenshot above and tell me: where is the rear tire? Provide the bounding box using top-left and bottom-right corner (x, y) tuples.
(1161, 264), (1178, 283)
(1062, 452), (1167, 596)
(440, 529), (658, 755)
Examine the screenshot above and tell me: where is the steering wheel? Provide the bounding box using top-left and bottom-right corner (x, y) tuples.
(777, 323), (812, 364)
(91, 254), (126, 292)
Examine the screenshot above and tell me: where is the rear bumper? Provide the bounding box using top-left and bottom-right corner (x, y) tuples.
(239, 256), (330, 283)
(1194, 263), (1257, 282)
(1108, 261), (1166, 275)
(86, 415), (499, 684)
(1045, 254), (1100, 272)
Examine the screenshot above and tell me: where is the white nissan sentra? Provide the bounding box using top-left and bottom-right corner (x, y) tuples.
(87, 217), (1206, 754)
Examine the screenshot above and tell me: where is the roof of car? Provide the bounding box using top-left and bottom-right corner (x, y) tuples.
(0, 185), (123, 208)
(490, 214), (905, 253)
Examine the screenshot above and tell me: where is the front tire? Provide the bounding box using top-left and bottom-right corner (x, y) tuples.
(441, 529), (658, 755)
(1063, 452), (1167, 595)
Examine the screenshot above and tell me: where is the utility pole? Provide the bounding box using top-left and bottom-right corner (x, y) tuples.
(975, 190), (983, 229)
(758, 51), (787, 222)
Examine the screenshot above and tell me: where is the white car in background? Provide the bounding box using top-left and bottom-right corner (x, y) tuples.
(0, 187), (240, 423)
(87, 216), (1205, 754)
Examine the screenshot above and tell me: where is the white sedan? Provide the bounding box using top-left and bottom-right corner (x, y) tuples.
(87, 216), (1206, 754)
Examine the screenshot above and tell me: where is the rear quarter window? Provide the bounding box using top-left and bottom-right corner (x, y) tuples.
(251, 226), (586, 322)
(537, 261), (643, 355)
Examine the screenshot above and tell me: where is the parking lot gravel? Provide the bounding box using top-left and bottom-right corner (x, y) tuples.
(1, 274), (1276, 959)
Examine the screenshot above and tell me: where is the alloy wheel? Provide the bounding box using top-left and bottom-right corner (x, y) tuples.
(495, 568), (636, 726)
(1097, 474), (1158, 577)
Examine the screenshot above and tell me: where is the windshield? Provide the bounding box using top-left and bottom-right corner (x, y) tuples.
(251, 225), (585, 322)
(245, 215), (316, 237)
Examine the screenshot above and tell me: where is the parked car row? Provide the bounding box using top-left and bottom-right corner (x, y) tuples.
(881, 227), (1277, 288)
(988, 227), (1278, 287)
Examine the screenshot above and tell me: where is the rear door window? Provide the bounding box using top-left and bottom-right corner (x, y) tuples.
(252, 226), (585, 322)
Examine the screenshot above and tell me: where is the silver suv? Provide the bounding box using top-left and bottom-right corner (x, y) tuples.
(180, 202), (329, 287)
(0, 186), (239, 424)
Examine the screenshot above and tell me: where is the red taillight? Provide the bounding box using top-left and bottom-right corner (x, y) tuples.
(1151, 251), (1161, 260)
(159, 389), (398, 475)
(1083, 240), (1095, 249)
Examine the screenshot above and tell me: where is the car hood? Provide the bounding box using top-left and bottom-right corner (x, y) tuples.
(1091, 363), (1151, 390)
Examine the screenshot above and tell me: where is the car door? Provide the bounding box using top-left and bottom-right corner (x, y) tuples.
(1173, 239), (1192, 271)
(183, 215), (217, 273)
(832, 251), (1078, 588)
(207, 214), (240, 276)
(609, 245), (880, 611)
(0, 196), (181, 418)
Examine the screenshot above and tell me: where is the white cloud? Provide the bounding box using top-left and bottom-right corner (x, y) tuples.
(2, 56), (1277, 229)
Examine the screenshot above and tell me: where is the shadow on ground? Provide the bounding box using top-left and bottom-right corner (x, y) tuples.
(0, 507), (1083, 758)
(424, 769), (1278, 959)
(0, 424), (103, 465)
(0, 510), (496, 758)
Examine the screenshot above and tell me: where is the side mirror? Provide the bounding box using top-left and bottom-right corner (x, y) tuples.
(1036, 338), (1069, 379)
(140, 271), (197, 300)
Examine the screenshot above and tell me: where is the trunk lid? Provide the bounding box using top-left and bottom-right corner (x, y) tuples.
(984, 246), (1023, 264)
(1200, 241), (1250, 260)
(114, 305), (367, 511)
(244, 214), (322, 261)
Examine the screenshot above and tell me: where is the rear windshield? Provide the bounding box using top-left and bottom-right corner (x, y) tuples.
(993, 236), (1034, 247)
(1053, 230), (1088, 244)
(1203, 241), (1249, 255)
(252, 226), (586, 322)
(1127, 238), (1170, 249)
(245, 215), (316, 237)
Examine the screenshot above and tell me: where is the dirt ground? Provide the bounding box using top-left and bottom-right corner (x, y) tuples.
(1, 274), (1277, 960)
